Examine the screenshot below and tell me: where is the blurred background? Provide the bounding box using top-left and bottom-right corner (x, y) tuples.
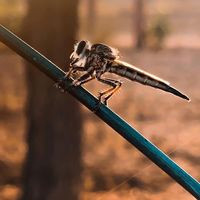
(0, 0), (200, 199)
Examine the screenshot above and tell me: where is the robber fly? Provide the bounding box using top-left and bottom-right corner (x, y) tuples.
(58, 40), (190, 105)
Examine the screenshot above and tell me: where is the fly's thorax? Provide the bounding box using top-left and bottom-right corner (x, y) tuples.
(91, 43), (119, 60)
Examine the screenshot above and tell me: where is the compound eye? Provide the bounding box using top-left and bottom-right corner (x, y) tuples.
(76, 40), (87, 55)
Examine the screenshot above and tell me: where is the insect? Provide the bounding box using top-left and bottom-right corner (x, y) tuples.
(58, 40), (190, 105)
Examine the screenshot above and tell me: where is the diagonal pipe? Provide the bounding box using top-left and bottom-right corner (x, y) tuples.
(0, 25), (199, 199)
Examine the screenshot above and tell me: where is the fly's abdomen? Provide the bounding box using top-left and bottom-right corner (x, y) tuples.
(108, 60), (190, 101)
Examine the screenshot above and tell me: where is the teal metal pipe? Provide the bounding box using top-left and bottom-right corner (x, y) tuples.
(0, 25), (200, 198)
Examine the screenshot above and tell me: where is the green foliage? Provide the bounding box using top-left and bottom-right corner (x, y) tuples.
(146, 14), (170, 50)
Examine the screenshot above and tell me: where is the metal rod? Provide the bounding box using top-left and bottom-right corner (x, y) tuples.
(0, 25), (199, 199)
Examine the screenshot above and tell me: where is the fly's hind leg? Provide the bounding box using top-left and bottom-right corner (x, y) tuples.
(103, 79), (122, 104)
(97, 77), (122, 105)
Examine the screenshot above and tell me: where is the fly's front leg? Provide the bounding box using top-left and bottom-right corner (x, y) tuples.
(66, 66), (86, 78)
(71, 73), (94, 86)
(96, 76), (122, 105)
(71, 67), (95, 87)
(54, 65), (86, 92)
(64, 67), (75, 78)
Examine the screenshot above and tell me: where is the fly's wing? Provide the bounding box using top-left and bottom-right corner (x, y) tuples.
(109, 60), (190, 101)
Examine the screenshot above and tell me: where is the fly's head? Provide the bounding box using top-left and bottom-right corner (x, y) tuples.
(70, 40), (91, 66)
(91, 43), (119, 60)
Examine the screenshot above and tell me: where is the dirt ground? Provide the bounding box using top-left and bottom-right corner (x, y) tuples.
(81, 48), (200, 200)
(0, 47), (199, 200)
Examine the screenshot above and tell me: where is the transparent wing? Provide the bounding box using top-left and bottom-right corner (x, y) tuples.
(109, 60), (190, 101)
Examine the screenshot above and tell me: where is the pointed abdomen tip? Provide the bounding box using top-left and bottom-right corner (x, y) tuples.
(180, 94), (190, 102)
(186, 97), (191, 102)
(167, 85), (190, 102)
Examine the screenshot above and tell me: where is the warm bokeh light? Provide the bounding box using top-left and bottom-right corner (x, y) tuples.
(0, 0), (200, 199)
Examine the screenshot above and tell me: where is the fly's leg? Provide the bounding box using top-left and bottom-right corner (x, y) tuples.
(66, 66), (86, 78)
(97, 77), (122, 105)
(54, 65), (86, 92)
(70, 66), (95, 86)
(103, 79), (122, 104)
(71, 72), (95, 86)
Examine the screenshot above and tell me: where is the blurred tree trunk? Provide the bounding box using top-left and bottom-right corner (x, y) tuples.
(87, 0), (96, 39)
(135, 0), (145, 49)
(21, 1), (82, 200)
